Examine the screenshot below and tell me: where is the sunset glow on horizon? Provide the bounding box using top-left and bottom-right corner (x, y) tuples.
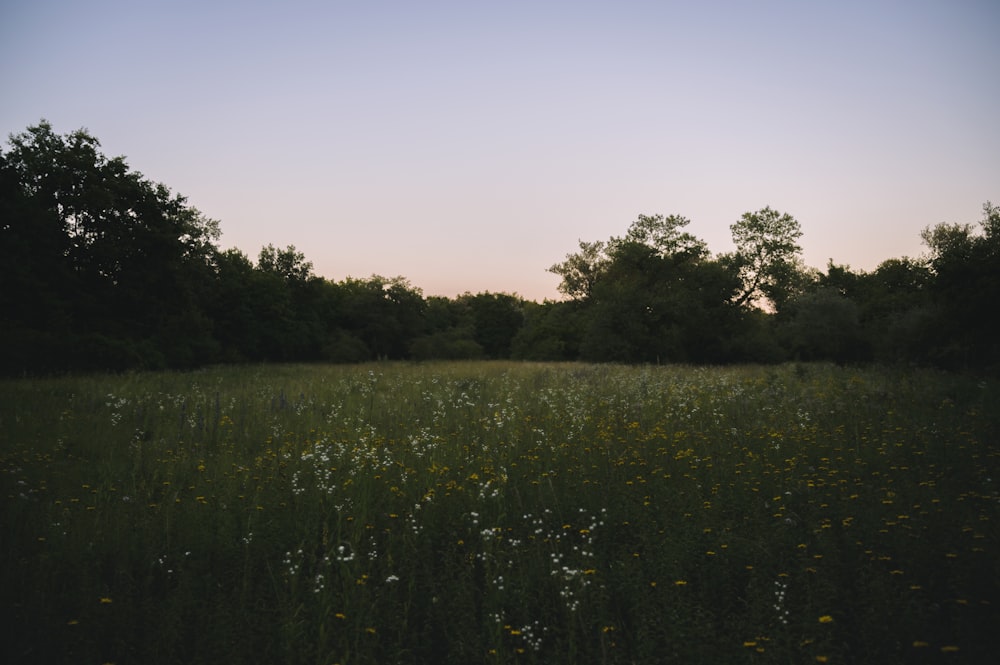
(3, 0), (997, 301)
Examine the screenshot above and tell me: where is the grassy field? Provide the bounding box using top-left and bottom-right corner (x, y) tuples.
(1, 362), (998, 664)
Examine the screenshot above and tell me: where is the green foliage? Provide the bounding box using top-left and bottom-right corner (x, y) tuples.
(458, 292), (526, 359)
(614, 213), (709, 259)
(257, 244), (314, 282)
(727, 206), (806, 310)
(779, 288), (868, 362)
(3, 120), (997, 373)
(548, 213), (760, 364)
(1, 362), (997, 663)
(1, 120), (220, 372)
(511, 301), (584, 361)
(579, 243), (743, 363)
(334, 276), (426, 360)
(919, 202), (1000, 369)
(549, 214), (709, 303)
(548, 239), (609, 300)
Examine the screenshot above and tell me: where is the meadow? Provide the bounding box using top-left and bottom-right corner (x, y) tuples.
(1, 361), (997, 664)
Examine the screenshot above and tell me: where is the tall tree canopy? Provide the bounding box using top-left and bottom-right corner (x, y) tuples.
(548, 239), (609, 301)
(1, 120), (221, 371)
(726, 206), (805, 310)
(614, 213), (709, 259)
(3, 121), (994, 373)
(549, 214), (708, 301)
(919, 201), (1000, 368)
(549, 213), (751, 363)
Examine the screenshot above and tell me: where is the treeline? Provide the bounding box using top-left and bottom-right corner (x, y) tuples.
(2, 121), (998, 374)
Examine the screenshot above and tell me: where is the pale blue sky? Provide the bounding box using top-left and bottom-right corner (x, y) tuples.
(3, 0), (997, 300)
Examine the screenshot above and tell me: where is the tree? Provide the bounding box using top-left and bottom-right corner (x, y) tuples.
(457, 292), (526, 359)
(510, 300), (584, 361)
(780, 288), (867, 362)
(1, 120), (221, 371)
(614, 213), (708, 259)
(856, 258), (933, 363)
(334, 275), (426, 360)
(549, 214), (709, 301)
(257, 244), (313, 282)
(408, 296), (483, 360)
(919, 202), (1000, 369)
(549, 239), (609, 300)
(207, 248), (264, 360)
(0, 137), (71, 372)
(579, 238), (745, 363)
(727, 206), (805, 311)
(548, 213), (761, 363)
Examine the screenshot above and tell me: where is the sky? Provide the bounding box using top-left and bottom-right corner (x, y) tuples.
(2, 0), (998, 301)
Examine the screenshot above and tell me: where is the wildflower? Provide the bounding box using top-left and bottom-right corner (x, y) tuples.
(818, 615), (834, 623)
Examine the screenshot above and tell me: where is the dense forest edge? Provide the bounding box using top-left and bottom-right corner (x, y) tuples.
(2, 121), (998, 375)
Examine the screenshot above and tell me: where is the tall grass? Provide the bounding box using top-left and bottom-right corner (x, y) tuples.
(2, 362), (997, 664)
